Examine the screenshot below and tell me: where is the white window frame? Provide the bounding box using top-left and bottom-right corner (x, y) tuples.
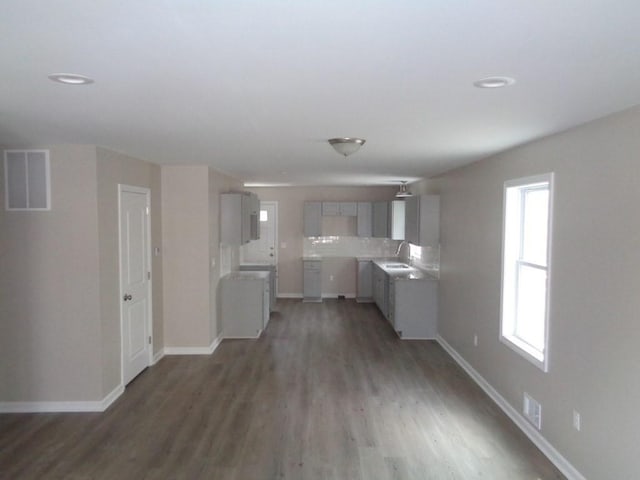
(500, 173), (554, 372)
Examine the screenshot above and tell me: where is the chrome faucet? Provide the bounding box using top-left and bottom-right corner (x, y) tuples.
(395, 241), (409, 257)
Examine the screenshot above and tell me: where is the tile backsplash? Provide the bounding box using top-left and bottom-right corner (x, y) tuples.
(304, 236), (401, 258)
(407, 244), (440, 276)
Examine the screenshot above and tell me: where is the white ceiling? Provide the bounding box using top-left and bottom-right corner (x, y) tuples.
(2, 1), (640, 186)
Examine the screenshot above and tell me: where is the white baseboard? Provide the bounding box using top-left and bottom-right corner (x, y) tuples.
(277, 293), (303, 298)
(164, 334), (223, 355)
(152, 348), (165, 365)
(0, 383), (124, 413)
(436, 335), (586, 480)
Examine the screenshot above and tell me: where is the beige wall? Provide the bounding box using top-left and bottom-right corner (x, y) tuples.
(433, 105), (640, 479)
(162, 166), (211, 347)
(246, 186), (397, 296)
(0, 145), (103, 401)
(96, 147), (162, 396)
(162, 166), (241, 348)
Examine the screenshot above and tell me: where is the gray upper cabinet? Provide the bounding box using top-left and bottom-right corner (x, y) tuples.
(357, 202), (372, 237)
(322, 201), (339, 216)
(338, 202), (357, 216)
(372, 201), (389, 238)
(322, 201), (357, 216)
(405, 195), (440, 246)
(304, 201), (322, 237)
(221, 192), (260, 245)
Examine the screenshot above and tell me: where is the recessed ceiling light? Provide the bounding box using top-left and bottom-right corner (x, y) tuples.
(48, 73), (94, 85)
(473, 76), (515, 89)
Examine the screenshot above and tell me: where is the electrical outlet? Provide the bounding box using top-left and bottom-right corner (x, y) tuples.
(329, 275), (334, 281)
(573, 410), (581, 431)
(473, 334), (478, 346)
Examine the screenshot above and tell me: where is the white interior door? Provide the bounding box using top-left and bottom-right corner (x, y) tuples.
(119, 185), (152, 386)
(241, 201), (277, 266)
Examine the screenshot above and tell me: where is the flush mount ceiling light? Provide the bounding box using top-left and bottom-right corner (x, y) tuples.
(473, 76), (515, 89)
(395, 181), (413, 198)
(328, 137), (366, 157)
(48, 73), (94, 85)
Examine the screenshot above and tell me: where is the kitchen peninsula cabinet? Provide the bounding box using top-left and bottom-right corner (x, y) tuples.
(221, 271), (270, 338)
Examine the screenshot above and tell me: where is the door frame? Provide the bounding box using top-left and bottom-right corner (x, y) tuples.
(118, 184), (154, 386)
(262, 200), (278, 295)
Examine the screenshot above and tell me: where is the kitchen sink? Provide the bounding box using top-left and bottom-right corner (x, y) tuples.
(384, 263), (411, 269)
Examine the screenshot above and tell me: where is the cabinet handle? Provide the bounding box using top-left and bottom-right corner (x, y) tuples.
(123, 294), (132, 301)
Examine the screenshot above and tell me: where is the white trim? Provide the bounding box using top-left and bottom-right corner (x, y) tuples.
(500, 172), (554, 372)
(0, 384), (124, 413)
(152, 349), (165, 365)
(277, 293), (304, 299)
(261, 200), (279, 296)
(118, 184), (154, 386)
(164, 335), (223, 355)
(436, 335), (586, 480)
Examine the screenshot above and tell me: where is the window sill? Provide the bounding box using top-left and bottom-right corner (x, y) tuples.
(499, 334), (548, 372)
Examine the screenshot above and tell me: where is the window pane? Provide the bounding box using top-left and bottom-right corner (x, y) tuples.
(260, 210), (268, 222)
(515, 263), (546, 351)
(522, 187), (549, 265)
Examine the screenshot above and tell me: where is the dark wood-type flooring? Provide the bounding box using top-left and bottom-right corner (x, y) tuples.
(0, 299), (565, 479)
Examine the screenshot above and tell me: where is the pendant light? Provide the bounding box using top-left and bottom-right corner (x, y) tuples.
(395, 181), (412, 198)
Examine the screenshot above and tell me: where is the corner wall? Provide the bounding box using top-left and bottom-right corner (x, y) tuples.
(433, 105), (640, 479)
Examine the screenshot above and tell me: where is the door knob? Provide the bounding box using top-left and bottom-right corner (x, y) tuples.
(270, 253), (274, 257)
(123, 294), (132, 301)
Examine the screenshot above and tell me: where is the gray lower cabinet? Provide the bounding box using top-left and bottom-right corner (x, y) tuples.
(304, 202), (322, 237)
(221, 271), (270, 338)
(356, 260), (373, 302)
(239, 264), (277, 311)
(391, 278), (438, 339)
(303, 259), (322, 302)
